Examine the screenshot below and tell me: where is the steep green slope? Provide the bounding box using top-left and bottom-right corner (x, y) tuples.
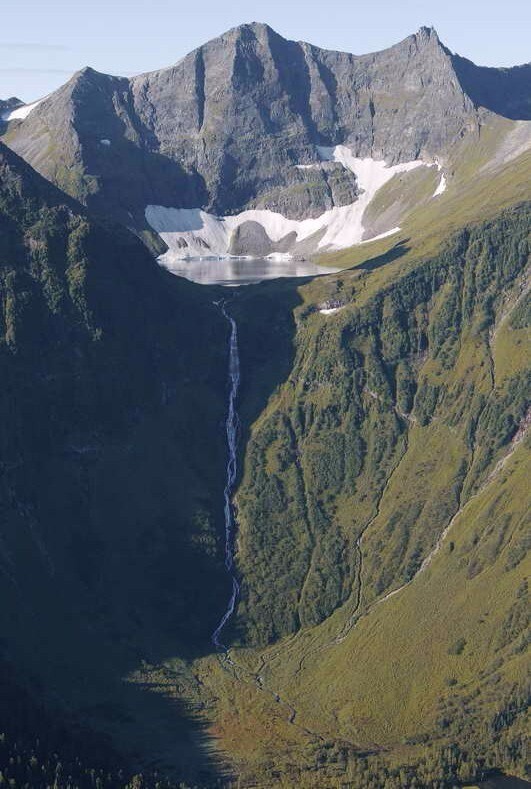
(232, 204), (530, 646)
(0, 143), (229, 783)
(182, 204), (529, 787)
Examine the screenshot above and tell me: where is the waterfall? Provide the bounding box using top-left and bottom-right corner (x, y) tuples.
(212, 300), (241, 651)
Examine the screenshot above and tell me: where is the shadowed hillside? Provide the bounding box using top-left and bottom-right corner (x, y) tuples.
(0, 142), (233, 785)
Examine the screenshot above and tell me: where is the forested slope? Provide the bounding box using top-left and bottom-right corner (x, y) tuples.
(234, 204), (529, 647)
(0, 142), (229, 784)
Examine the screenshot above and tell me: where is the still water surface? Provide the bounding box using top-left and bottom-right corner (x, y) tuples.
(160, 256), (337, 285)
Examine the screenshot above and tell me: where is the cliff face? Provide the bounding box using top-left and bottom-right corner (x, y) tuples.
(451, 55), (531, 120)
(2, 24), (489, 233)
(128, 24), (475, 211)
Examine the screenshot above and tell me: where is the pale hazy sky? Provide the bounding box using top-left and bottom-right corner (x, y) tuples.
(2, 0), (530, 102)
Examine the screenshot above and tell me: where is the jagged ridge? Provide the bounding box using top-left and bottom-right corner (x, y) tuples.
(3, 23), (527, 245)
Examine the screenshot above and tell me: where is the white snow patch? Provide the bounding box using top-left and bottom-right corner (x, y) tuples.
(146, 146), (427, 262)
(430, 158), (447, 197)
(1, 99), (43, 121)
(433, 173), (447, 197)
(266, 252), (292, 262)
(361, 226), (401, 244)
(100, 138), (111, 146)
(319, 307), (342, 315)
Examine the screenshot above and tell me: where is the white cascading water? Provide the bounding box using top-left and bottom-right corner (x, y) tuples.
(212, 301), (241, 651)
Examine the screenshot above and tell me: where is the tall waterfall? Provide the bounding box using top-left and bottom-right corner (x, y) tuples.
(212, 301), (241, 651)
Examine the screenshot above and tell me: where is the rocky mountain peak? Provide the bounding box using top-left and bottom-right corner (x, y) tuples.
(195, 20), (277, 55)
(401, 25), (448, 58)
(415, 25), (440, 42)
(70, 65), (121, 86)
(227, 20), (274, 36)
(0, 96), (23, 108)
(2, 24), (529, 249)
(0, 97), (24, 118)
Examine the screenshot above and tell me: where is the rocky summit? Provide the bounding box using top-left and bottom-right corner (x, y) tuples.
(2, 23), (529, 256)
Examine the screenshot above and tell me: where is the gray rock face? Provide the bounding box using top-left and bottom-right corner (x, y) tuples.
(451, 56), (531, 120)
(2, 24), (525, 244)
(227, 221), (298, 256)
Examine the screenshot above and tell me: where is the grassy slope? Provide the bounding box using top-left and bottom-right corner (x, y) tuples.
(230, 203), (529, 647)
(270, 435), (529, 751)
(193, 438), (528, 788)
(2, 131), (523, 787)
(180, 199), (530, 786)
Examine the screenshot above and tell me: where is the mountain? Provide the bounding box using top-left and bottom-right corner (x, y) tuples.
(0, 97), (23, 114)
(2, 24), (529, 259)
(0, 23), (529, 789)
